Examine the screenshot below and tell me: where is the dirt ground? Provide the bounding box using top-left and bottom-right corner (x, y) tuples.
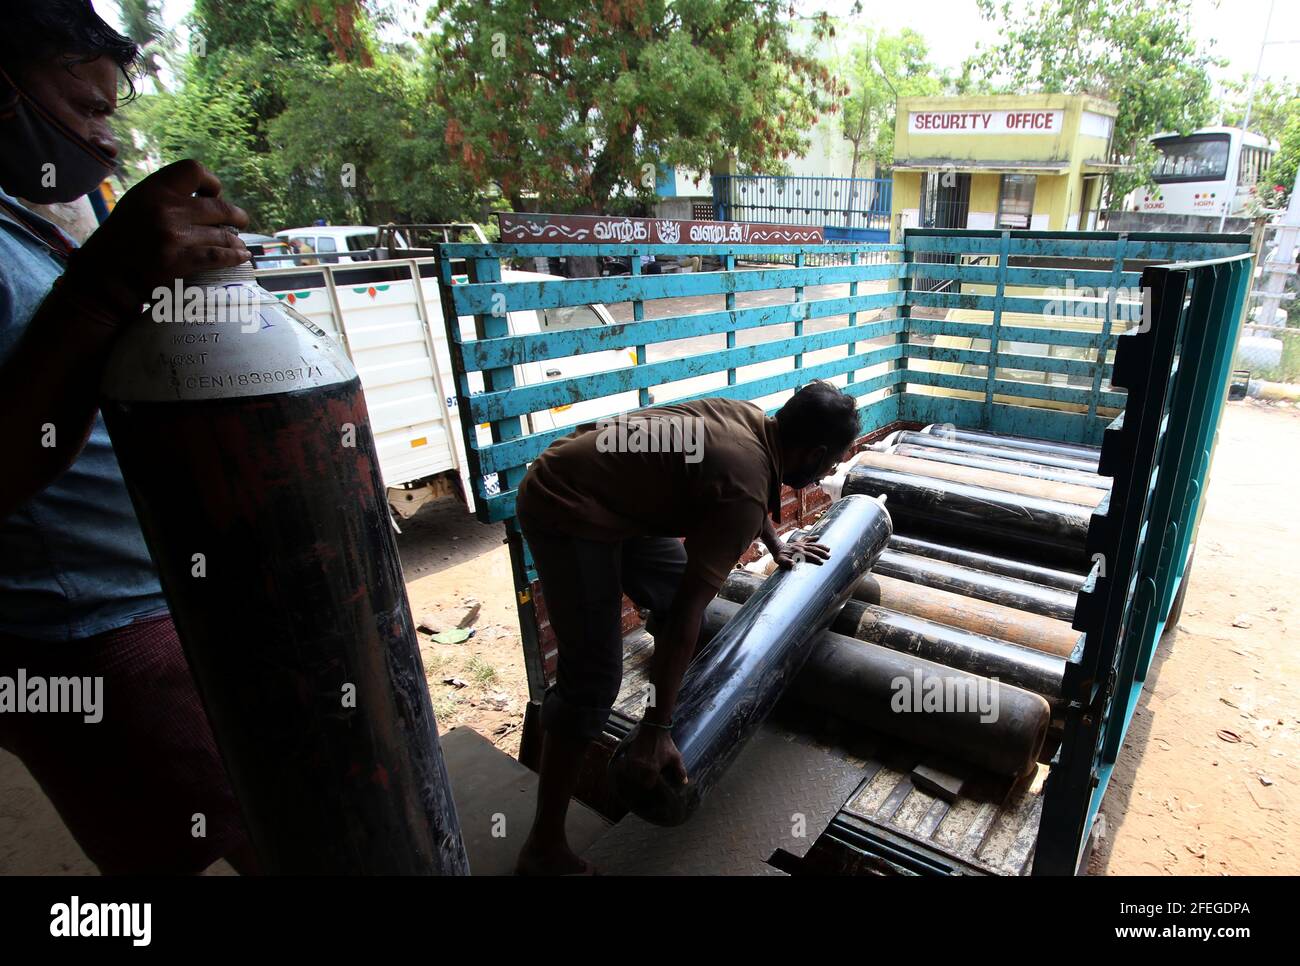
(1086, 399), (1299, 875)
(1, 400), (1295, 875)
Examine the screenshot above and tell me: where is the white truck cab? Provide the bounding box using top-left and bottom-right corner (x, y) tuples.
(274, 226), (403, 264)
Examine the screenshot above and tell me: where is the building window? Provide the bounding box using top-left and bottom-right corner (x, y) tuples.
(997, 174), (1037, 229)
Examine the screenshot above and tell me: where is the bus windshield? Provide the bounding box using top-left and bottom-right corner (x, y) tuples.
(1151, 134), (1231, 183)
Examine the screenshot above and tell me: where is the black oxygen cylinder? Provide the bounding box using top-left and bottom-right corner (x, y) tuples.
(100, 264), (468, 875)
(843, 463), (1093, 569)
(885, 430), (1099, 473)
(607, 493), (893, 826)
(888, 443), (1111, 490)
(917, 424), (1102, 463)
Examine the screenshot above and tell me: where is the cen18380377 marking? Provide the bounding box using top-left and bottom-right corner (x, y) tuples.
(184, 365), (324, 390)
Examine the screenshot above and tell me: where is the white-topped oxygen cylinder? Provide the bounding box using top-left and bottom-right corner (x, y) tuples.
(100, 262), (468, 875)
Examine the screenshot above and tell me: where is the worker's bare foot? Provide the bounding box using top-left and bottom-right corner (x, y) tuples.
(515, 838), (598, 876)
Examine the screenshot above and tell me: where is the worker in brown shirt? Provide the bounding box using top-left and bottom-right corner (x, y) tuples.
(514, 381), (861, 874)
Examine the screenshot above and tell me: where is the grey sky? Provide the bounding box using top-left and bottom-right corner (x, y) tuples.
(111, 0), (1300, 89)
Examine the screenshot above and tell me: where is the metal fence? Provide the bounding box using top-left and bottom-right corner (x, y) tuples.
(708, 174), (894, 267)
(712, 174), (892, 238)
(1239, 222), (1300, 383)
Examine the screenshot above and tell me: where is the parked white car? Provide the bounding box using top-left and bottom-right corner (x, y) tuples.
(274, 225), (407, 264)
(253, 258), (638, 519)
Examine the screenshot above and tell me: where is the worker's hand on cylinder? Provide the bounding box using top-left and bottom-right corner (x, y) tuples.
(774, 537), (831, 569)
(66, 159), (251, 317)
(624, 724), (688, 789)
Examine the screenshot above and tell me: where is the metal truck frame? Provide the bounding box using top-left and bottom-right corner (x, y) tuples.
(432, 228), (1253, 875)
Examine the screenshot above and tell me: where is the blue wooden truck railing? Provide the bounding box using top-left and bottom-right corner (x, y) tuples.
(433, 228), (1252, 875)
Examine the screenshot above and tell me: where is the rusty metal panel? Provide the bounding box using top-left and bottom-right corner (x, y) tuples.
(842, 763), (1049, 875)
(580, 725), (868, 875)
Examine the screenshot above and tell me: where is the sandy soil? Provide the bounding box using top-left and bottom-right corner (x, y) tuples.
(1, 401), (1295, 875)
(396, 495), (527, 757)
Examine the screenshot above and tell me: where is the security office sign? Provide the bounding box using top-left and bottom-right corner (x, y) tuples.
(908, 109), (1066, 135)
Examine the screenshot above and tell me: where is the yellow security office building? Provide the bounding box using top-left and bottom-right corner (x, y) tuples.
(890, 94), (1121, 235)
(889, 95), (1126, 416)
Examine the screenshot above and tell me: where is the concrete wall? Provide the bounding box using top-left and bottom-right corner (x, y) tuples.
(1104, 211), (1255, 235)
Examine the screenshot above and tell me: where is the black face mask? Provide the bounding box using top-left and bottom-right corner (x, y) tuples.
(0, 66), (116, 204)
(785, 452), (827, 490)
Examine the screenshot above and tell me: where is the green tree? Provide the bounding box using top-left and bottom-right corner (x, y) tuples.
(1218, 76), (1300, 145)
(266, 56), (479, 224)
(1267, 111), (1300, 204)
(426, 0), (845, 213)
(115, 0), (340, 228)
(115, 0), (172, 92)
(838, 28), (944, 177)
(965, 0), (1221, 201)
(114, 55), (285, 229)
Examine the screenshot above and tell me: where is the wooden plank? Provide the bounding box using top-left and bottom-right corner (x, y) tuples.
(441, 242), (903, 259)
(466, 320), (907, 423)
(908, 262), (1141, 290)
(450, 261), (905, 314)
(906, 344), (1108, 379)
(461, 290), (905, 370)
(908, 317), (1117, 350)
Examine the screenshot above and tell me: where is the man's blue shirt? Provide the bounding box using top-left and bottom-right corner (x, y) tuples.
(0, 189), (167, 641)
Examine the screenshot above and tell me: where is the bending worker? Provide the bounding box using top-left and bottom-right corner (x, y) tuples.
(514, 382), (860, 875)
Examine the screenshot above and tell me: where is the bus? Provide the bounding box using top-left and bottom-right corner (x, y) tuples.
(1124, 127), (1277, 219)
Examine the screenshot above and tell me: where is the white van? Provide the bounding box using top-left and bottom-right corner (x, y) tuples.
(253, 258), (638, 519)
(274, 226), (405, 264)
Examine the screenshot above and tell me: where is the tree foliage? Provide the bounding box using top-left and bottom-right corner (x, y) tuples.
(964, 0), (1220, 200)
(116, 0), (171, 91)
(266, 58), (479, 225)
(837, 27), (944, 177)
(1218, 76), (1300, 147)
(1267, 112), (1300, 204)
(114, 0), (846, 227)
(426, 0), (845, 212)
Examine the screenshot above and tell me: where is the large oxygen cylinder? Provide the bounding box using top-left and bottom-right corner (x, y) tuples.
(719, 570), (1066, 702)
(917, 424), (1102, 464)
(844, 463), (1092, 568)
(699, 598), (1051, 777)
(853, 450), (1105, 508)
(608, 494), (893, 826)
(100, 264), (468, 875)
(888, 443), (1110, 490)
(883, 430), (1099, 473)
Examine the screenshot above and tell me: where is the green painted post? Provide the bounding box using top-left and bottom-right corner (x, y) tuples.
(793, 251), (805, 371)
(847, 250), (859, 384)
(985, 230), (1011, 428)
(725, 253), (737, 386)
(1089, 232), (1128, 420)
(632, 255), (649, 407)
